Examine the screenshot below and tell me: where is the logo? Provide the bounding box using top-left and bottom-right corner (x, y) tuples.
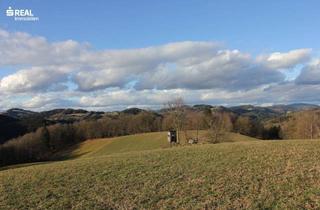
(6, 6), (39, 21)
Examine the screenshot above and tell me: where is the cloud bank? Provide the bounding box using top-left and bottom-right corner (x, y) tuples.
(0, 28), (319, 110)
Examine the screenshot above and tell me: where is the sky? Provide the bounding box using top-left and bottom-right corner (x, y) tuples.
(0, 0), (320, 111)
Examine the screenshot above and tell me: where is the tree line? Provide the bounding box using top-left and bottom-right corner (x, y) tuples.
(280, 110), (320, 139)
(0, 112), (163, 166)
(1, 100), (320, 167)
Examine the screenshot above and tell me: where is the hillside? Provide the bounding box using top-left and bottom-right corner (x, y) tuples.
(0, 115), (27, 144)
(63, 131), (258, 159)
(2, 139), (320, 209)
(65, 132), (170, 159)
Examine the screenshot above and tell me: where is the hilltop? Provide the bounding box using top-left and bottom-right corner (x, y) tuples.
(61, 131), (257, 159)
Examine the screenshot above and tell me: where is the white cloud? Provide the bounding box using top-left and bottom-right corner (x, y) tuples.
(0, 28), (286, 93)
(257, 48), (311, 69)
(295, 59), (320, 85)
(5, 81), (320, 111)
(22, 94), (76, 110)
(135, 50), (284, 90)
(0, 66), (70, 93)
(73, 41), (222, 91)
(0, 28), (289, 93)
(78, 89), (188, 107)
(0, 28), (319, 110)
(0, 29), (90, 67)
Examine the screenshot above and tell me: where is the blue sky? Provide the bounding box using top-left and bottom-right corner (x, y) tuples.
(1, 0), (320, 53)
(0, 0), (320, 110)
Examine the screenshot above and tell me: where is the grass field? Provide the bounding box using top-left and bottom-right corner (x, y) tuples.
(66, 131), (258, 159)
(2, 132), (320, 209)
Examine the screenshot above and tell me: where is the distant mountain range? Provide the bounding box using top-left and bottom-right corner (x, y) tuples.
(228, 103), (320, 120)
(0, 103), (319, 144)
(194, 103), (319, 119)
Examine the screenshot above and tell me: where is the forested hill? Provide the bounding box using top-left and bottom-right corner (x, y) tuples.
(0, 103), (319, 144)
(1, 103), (320, 167)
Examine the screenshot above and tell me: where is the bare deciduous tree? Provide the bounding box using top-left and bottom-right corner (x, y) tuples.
(165, 97), (187, 143)
(281, 110), (320, 139)
(297, 111), (320, 139)
(234, 116), (252, 135)
(185, 110), (205, 143)
(204, 109), (232, 143)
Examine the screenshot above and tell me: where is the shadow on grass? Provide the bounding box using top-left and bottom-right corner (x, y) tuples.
(0, 161), (56, 172)
(49, 142), (92, 161)
(55, 151), (91, 161)
(0, 142), (89, 171)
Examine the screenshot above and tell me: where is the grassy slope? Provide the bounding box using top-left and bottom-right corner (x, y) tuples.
(68, 131), (257, 158)
(71, 132), (169, 158)
(4, 132), (320, 209)
(2, 140), (320, 209)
